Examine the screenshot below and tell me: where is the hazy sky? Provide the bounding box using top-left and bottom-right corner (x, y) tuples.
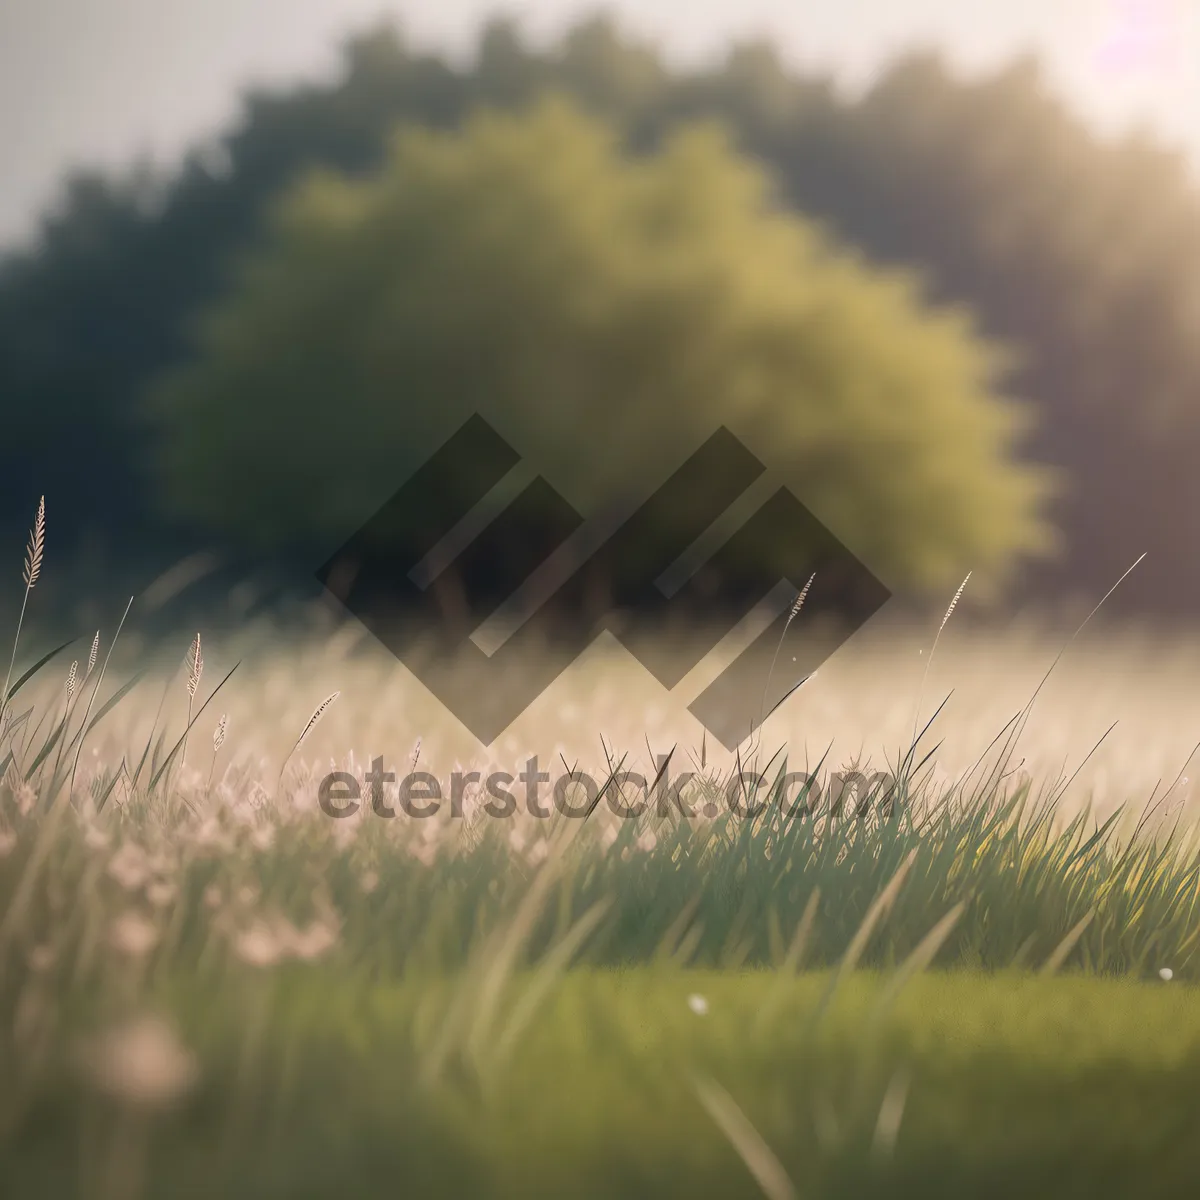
(2, 0), (1198, 250)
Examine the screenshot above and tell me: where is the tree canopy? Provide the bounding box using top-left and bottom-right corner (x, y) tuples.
(146, 97), (1050, 596)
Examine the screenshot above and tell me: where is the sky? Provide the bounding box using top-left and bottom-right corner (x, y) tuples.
(1, 0), (1198, 251)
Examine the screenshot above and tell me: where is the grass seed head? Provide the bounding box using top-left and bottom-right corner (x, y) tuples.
(785, 572), (816, 631)
(22, 496), (44, 589)
(186, 633), (203, 699)
(940, 571), (972, 632)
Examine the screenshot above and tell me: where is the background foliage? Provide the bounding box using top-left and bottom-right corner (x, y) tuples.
(1, 15), (1197, 609)
(146, 96), (1049, 595)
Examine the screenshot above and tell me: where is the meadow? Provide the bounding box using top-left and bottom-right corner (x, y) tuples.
(2, 533), (1200, 1198)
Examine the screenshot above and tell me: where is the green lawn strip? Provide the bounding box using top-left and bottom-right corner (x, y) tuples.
(5, 968), (1200, 1199)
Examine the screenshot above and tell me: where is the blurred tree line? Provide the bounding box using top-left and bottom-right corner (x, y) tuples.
(147, 96), (1048, 602)
(1, 14), (1196, 613)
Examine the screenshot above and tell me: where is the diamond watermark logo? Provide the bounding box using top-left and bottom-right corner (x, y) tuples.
(316, 414), (889, 750)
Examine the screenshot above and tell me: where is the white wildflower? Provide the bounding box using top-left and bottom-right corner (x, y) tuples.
(77, 1014), (198, 1108)
(410, 841), (439, 867)
(249, 825), (275, 852)
(84, 824), (110, 851)
(107, 842), (150, 891)
(13, 781), (36, 817)
(233, 920), (285, 969)
(190, 818), (229, 853)
(286, 919), (339, 962)
(109, 911), (159, 958)
(146, 880), (177, 909)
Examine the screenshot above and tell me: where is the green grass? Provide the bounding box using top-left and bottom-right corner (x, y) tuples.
(2, 773), (1199, 1199)
(3, 519), (1200, 1197)
(4, 968), (1200, 1199)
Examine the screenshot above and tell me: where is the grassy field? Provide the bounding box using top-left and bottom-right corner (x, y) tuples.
(2, 542), (1200, 1198)
(5, 970), (1200, 1199)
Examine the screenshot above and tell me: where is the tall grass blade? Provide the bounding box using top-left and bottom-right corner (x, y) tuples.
(693, 1076), (797, 1200)
(68, 596), (133, 801)
(1, 637), (77, 708)
(808, 849), (918, 1032)
(1039, 909), (1096, 976)
(868, 903), (966, 1028)
(490, 896), (613, 1068)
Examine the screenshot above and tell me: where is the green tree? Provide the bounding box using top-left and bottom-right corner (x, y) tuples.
(9, 14), (1198, 610)
(147, 97), (1051, 595)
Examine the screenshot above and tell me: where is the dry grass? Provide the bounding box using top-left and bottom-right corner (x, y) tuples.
(18, 605), (1198, 833)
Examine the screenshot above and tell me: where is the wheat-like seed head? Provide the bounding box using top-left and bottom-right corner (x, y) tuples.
(939, 571), (972, 632)
(279, 691), (341, 783)
(785, 572), (817, 632)
(22, 496), (44, 590)
(87, 631), (100, 677)
(65, 660), (77, 699)
(298, 692), (340, 752)
(185, 633), (203, 699)
(213, 713), (227, 752)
